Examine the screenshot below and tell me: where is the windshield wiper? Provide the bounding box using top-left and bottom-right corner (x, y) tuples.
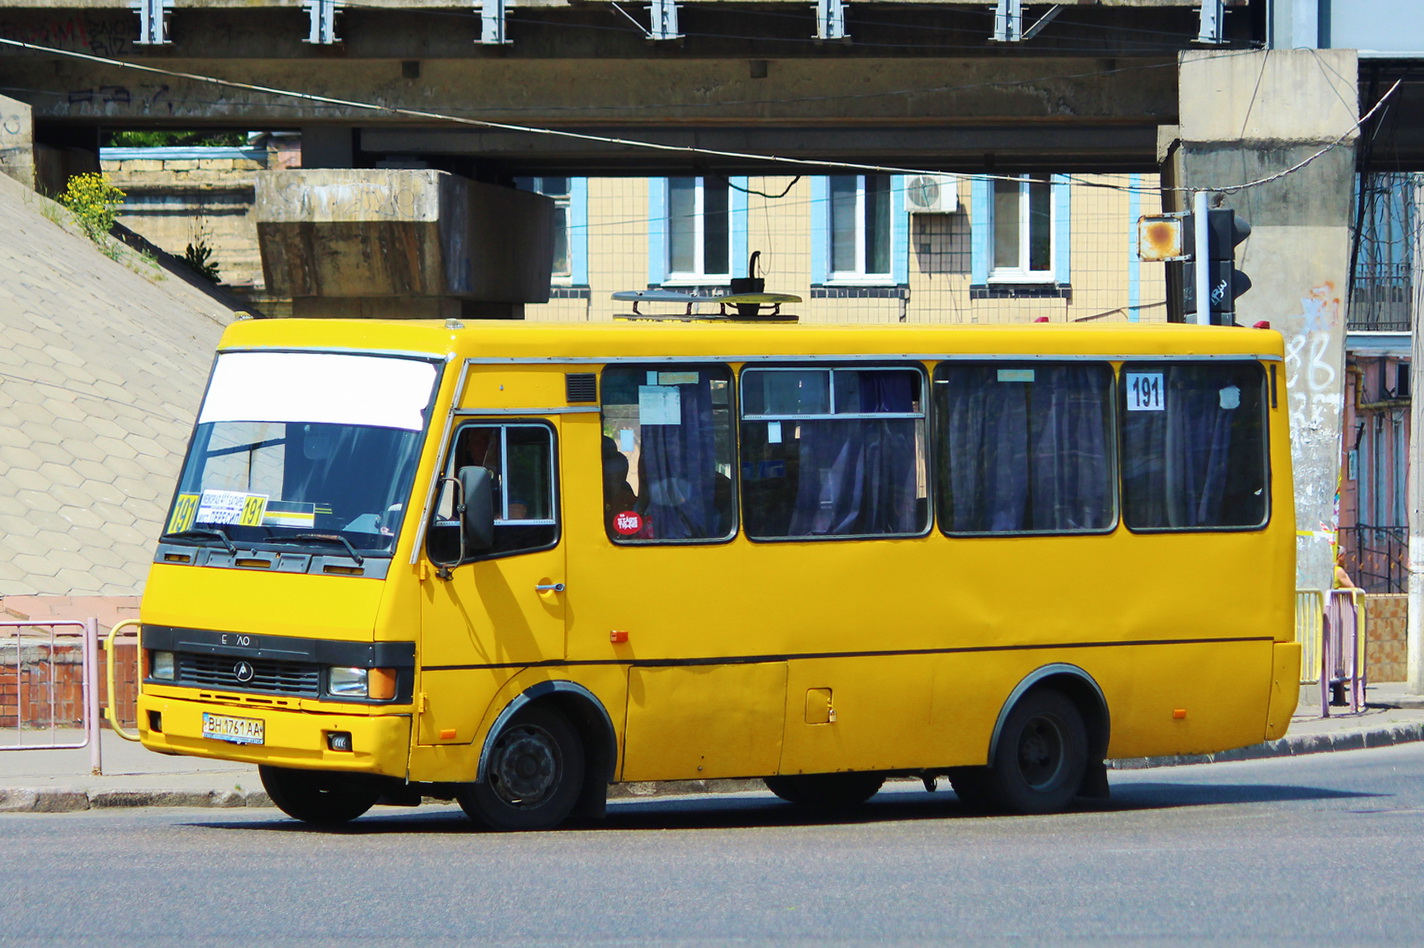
(161, 528), (237, 555)
(290, 533), (365, 565)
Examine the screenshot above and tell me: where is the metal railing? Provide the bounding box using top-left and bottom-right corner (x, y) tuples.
(1338, 524), (1409, 594)
(1349, 265), (1413, 332)
(1294, 589), (1367, 717)
(0, 619), (102, 772)
(0, 618), (140, 773)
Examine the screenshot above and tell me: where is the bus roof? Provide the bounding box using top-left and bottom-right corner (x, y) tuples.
(215, 317), (1284, 363)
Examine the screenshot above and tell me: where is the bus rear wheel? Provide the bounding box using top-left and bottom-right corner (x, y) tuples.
(764, 772), (885, 809)
(457, 705), (585, 831)
(259, 765), (379, 825)
(985, 689), (1088, 815)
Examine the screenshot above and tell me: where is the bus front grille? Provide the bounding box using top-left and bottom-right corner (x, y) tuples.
(176, 653), (322, 697)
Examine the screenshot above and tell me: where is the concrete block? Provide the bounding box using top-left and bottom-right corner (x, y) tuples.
(1180, 49), (1359, 144)
(256, 169), (554, 306)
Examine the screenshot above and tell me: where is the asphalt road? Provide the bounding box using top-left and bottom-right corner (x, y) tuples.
(4, 745), (1423, 945)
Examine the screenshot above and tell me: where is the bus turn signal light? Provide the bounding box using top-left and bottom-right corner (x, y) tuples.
(369, 668), (397, 701)
(610, 630), (629, 644)
(1173, 709), (1188, 719)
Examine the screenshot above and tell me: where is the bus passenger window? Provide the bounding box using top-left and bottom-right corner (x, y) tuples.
(1120, 362), (1268, 531)
(934, 362), (1114, 535)
(428, 422), (558, 561)
(741, 366), (927, 540)
(599, 364), (735, 543)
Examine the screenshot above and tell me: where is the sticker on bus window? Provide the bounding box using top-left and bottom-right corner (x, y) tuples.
(612, 511), (643, 536)
(196, 490), (269, 527)
(1126, 372), (1165, 411)
(167, 493), (200, 533)
(767, 420), (783, 444)
(618, 429), (636, 452)
(262, 501), (316, 529)
(638, 385), (681, 425)
(1219, 385), (1241, 410)
(997, 368), (1035, 383)
(658, 371), (699, 385)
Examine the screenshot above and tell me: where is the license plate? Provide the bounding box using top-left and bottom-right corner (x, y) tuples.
(202, 712), (265, 745)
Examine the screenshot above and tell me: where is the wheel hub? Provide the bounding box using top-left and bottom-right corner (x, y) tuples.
(491, 726), (560, 804)
(1018, 717), (1065, 790)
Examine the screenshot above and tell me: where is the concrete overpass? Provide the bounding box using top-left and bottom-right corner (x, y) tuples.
(0, 1), (1241, 174)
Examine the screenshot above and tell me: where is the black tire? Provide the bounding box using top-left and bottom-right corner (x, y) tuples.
(259, 765), (378, 825)
(984, 689), (1089, 815)
(763, 772), (885, 809)
(457, 705), (585, 831)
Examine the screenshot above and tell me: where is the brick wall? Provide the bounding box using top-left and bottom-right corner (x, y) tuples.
(1, 630), (139, 731)
(1365, 593), (1408, 683)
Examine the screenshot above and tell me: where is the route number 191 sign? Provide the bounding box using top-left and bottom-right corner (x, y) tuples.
(1125, 372), (1165, 412)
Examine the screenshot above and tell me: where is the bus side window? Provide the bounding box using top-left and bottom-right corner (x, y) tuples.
(934, 361), (1115, 535)
(599, 364), (736, 543)
(427, 422), (559, 562)
(1120, 361), (1268, 531)
(741, 365), (928, 540)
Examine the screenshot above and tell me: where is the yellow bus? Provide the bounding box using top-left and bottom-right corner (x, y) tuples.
(132, 316), (1300, 828)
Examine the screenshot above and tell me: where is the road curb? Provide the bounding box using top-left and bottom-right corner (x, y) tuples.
(3, 723), (1423, 812)
(0, 786), (273, 813)
(1109, 721), (1424, 770)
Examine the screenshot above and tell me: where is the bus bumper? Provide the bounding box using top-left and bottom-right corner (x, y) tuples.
(1265, 641), (1303, 741)
(137, 694), (411, 779)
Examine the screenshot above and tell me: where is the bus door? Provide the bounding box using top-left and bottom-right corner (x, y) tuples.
(418, 419), (565, 746)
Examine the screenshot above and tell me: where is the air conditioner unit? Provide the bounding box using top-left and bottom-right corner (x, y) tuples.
(903, 174), (958, 214)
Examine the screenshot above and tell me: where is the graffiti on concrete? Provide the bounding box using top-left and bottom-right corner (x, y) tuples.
(0, 15), (134, 57)
(1284, 282), (1345, 438)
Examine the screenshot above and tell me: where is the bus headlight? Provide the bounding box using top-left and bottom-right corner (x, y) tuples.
(328, 667), (369, 697)
(327, 667), (398, 700)
(150, 651), (175, 680)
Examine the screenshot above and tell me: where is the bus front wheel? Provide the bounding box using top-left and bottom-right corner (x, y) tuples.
(985, 689), (1088, 815)
(764, 772), (885, 809)
(259, 765), (378, 825)
(458, 705), (585, 831)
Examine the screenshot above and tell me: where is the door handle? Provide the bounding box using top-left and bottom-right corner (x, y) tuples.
(535, 582), (566, 593)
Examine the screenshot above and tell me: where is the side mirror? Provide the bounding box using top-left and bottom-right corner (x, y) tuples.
(458, 465), (495, 552)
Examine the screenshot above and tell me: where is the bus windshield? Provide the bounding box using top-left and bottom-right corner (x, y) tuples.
(163, 350), (440, 556)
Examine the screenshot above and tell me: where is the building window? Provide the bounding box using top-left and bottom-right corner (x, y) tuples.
(516, 176), (586, 285)
(991, 174), (1054, 283)
(970, 174), (1070, 294)
(668, 176), (731, 282)
(830, 174), (892, 280)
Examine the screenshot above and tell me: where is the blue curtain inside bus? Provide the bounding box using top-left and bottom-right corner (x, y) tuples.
(936, 363), (1114, 534)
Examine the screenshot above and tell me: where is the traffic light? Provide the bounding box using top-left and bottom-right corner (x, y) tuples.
(1182, 209), (1252, 325)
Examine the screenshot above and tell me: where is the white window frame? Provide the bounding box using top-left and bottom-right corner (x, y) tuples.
(828, 174), (893, 284)
(988, 173), (1056, 285)
(520, 176), (573, 283)
(666, 176), (731, 284)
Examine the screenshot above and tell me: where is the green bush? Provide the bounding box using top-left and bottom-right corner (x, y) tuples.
(184, 239), (221, 283)
(59, 172), (126, 243)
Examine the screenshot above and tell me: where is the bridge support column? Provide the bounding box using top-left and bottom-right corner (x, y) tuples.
(255, 168), (555, 319)
(1164, 48), (1359, 593)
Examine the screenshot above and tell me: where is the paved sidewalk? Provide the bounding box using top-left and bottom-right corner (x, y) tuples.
(3, 682), (1422, 814)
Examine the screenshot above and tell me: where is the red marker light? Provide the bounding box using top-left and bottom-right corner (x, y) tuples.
(609, 630), (629, 644)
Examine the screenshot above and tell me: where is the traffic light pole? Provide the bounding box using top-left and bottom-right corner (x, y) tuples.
(1193, 190), (1210, 326)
